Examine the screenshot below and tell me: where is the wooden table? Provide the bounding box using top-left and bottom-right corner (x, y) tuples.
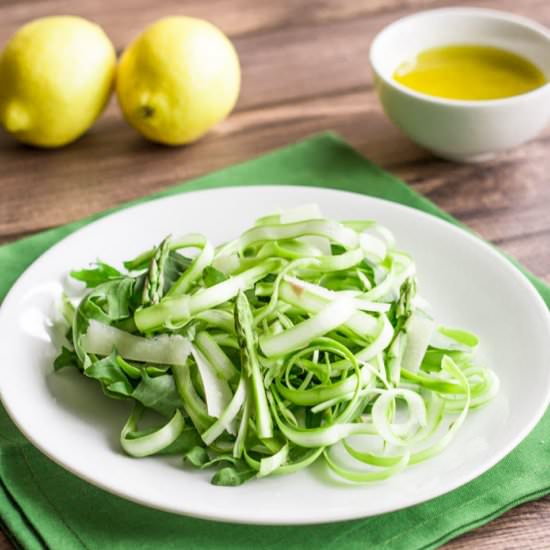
(1, 0), (549, 548)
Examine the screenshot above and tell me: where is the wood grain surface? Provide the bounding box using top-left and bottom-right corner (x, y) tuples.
(1, 0), (550, 548)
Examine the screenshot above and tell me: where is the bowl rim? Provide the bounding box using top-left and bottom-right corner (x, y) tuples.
(369, 7), (550, 108)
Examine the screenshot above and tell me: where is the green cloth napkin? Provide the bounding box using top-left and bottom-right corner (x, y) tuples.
(1, 133), (549, 550)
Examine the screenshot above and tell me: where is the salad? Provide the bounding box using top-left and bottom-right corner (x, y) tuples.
(54, 205), (498, 486)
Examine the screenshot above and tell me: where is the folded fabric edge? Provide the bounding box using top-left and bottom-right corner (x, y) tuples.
(0, 475), (44, 550)
(422, 486), (550, 550)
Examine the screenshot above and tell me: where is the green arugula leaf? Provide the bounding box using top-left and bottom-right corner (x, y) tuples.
(85, 349), (134, 397)
(183, 447), (239, 470)
(201, 454), (239, 469)
(330, 244), (346, 256)
(163, 251), (193, 291)
(104, 278), (135, 320)
(79, 278), (136, 327)
(359, 261), (376, 287)
(183, 446), (209, 468)
(211, 465), (256, 486)
(244, 287), (263, 308)
(53, 346), (80, 371)
(202, 266), (228, 288)
(131, 371), (182, 417)
(70, 261), (122, 288)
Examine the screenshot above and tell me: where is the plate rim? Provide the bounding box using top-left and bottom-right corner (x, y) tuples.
(1, 184), (549, 525)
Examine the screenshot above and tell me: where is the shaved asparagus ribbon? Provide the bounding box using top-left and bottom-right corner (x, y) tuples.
(68, 204), (498, 485)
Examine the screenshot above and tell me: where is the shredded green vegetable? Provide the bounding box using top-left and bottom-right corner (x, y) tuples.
(54, 204), (498, 486)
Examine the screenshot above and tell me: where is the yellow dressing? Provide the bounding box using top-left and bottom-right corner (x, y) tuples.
(393, 44), (546, 101)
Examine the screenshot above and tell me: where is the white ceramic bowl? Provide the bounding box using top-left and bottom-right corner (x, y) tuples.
(369, 8), (550, 162)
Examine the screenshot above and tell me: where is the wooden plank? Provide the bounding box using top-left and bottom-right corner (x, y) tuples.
(1, 88), (550, 284)
(2, 0), (550, 116)
(447, 496), (550, 549)
(1, 0), (550, 46)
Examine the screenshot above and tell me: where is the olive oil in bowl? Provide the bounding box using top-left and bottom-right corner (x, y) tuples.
(393, 44), (547, 101)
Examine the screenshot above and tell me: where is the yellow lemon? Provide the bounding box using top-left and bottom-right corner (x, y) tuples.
(0, 16), (115, 148)
(116, 17), (240, 145)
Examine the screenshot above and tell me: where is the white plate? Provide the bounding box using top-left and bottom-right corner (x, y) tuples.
(1, 185), (549, 525)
